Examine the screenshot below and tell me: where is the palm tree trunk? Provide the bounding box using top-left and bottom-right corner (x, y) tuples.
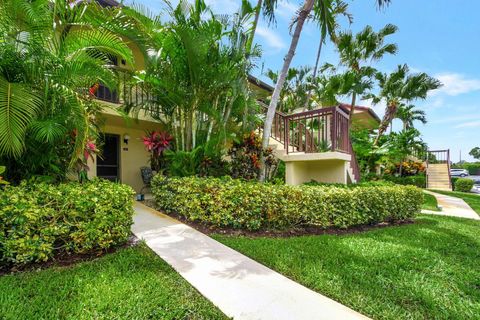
(374, 103), (397, 146)
(259, 0), (315, 182)
(303, 35), (325, 111)
(246, 0), (263, 53)
(349, 92), (356, 125)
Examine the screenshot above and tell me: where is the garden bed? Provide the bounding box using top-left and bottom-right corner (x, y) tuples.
(151, 175), (424, 231)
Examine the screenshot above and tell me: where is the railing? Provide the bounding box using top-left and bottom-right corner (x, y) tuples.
(261, 103), (350, 154)
(426, 149), (452, 189)
(89, 68), (150, 107)
(261, 103), (361, 181)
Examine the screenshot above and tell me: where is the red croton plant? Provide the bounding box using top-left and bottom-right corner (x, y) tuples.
(143, 131), (173, 172)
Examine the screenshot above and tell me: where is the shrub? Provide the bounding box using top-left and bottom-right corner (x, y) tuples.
(362, 173), (426, 188)
(0, 179), (134, 266)
(228, 132), (279, 181)
(454, 178), (474, 193)
(152, 175), (423, 231)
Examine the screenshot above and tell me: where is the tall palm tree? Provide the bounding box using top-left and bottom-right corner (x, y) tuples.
(303, 0), (352, 110)
(245, 0), (279, 53)
(259, 0), (393, 181)
(396, 104), (427, 131)
(336, 24), (398, 124)
(366, 64), (441, 145)
(259, 0), (317, 182)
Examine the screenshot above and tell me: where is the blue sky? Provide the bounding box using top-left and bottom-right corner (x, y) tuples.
(127, 0), (480, 162)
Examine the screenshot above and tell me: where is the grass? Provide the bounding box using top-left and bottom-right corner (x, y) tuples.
(431, 189), (480, 215)
(422, 192), (439, 211)
(0, 244), (226, 320)
(214, 215), (480, 320)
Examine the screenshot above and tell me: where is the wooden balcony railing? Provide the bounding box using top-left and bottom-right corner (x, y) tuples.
(261, 102), (361, 181)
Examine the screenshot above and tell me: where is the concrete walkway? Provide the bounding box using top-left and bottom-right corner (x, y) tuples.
(132, 202), (369, 320)
(422, 190), (480, 220)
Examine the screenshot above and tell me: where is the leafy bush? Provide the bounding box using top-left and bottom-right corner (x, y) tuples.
(454, 178), (474, 193)
(228, 132), (279, 181)
(152, 175), (423, 231)
(362, 173), (426, 188)
(0, 179), (134, 266)
(464, 163), (480, 175)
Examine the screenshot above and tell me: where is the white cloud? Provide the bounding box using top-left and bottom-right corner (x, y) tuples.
(454, 120), (480, 129)
(276, 0), (299, 20)
(256, 25), (286, 51)
(434, 73), (480, 96)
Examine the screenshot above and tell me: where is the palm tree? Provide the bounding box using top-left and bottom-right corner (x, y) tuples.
(396, 104), (427, 131)
(336, 24), (398, 124)
(303, 0), (352, 110)
(0, 0), (133, 168)
(367, 64), (441, 145)
(259, 0), (393, 181)
(246, 0), (279, 53)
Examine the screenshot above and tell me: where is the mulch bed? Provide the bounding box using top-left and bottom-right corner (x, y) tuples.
(142, 199), (415, 238)
(0, 236), (140, 276)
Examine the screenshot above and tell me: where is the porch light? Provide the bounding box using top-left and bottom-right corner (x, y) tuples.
(123, 134), (130, 145)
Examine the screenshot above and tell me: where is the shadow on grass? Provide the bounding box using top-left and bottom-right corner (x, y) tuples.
(214, 215), (480, 320)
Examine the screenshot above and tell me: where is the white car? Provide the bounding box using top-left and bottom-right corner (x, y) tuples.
(472, 184), (480, 194)
(450, 168), (469, 177)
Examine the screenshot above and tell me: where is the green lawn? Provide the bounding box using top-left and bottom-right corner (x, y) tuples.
(0, 244), (226, 320)
(422, 192), (439, 211)
(432, 189), (480, 215)
(214, 215), (480, 320)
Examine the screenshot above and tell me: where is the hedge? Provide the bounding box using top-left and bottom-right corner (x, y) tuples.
(454, 178), (474, 192)
(152, 175), (423, 231)
(0, 179), (135, 266)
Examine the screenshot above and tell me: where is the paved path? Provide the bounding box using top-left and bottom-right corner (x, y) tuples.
(422, 191), (480, 220)
(132, 202), (369, 320)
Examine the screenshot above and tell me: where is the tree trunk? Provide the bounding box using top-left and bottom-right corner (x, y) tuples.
(246, 0), (263, 54)
(303, 34), (325, 111)
(349, 92), (356, 125)
(259, 0), (315, 182)
(374, 103), (397, 146)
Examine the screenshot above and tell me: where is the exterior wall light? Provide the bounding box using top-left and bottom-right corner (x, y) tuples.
(123, 134), (130, 145)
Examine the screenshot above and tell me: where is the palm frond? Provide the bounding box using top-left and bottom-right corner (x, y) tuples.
(0, 76), (42, 158)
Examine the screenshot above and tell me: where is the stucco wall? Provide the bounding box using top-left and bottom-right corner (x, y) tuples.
(88, 113), (163, 193)
(285, 159), (348, 185)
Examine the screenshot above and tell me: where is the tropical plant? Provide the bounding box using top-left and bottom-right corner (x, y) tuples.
(0, 0), (133, 182)
(396, 104), (427, 131)
(246, 0), (279, 53)
(266, 66), (312, 113)
(143, 131), (173, 172)
(0, 166), (8, 185)
(366, 64), (441, 145)
(260, 0), (393, 181)
(228, 131), (278, 181)
(304, 0), (352, 110)
(131, 0), (259, 156)
(385, 128), (427, 176)
(336, 24), (398, 123)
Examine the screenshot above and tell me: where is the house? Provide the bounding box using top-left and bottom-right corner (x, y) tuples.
(86, 0), (381, 190)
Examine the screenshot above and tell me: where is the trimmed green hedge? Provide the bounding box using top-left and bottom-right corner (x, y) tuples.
(454, 178), (474, 192)
(0, 179), (135, 266)
(152, 175), (423, 231)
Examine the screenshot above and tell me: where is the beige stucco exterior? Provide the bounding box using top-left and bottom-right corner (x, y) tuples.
(87, 111), (163, 192)
(281, 152), (352, 185)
